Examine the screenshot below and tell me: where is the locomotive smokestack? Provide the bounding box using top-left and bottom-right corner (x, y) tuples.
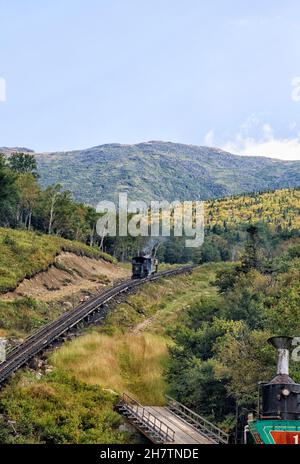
(260, 336), (300, 422)
(268, 336), (293, 376)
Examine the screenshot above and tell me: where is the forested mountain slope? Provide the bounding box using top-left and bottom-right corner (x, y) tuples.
(26, 141), (300, 204)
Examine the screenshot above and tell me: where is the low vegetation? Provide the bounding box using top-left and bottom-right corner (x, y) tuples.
(34, 141), (300, 205)
(0, 171), (299, 443)
(51, 332), (169, 405)
(0, 298), (61, 338)
(0, 370), (131, 444)
(0, 227), (117, 338)
(0, 265), (223, 443)
(0, 227), (114, 294)
(103, 262), (227, 334)
(0, 232), (300, 443)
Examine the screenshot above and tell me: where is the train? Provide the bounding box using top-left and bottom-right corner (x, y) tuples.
(247, 336), (300, 444)
(131, 255), (159, 279)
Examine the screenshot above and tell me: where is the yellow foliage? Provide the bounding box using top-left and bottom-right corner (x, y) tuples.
(205, 188), (300, 230)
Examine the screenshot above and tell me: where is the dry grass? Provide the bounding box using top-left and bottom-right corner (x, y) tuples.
(104, 263), (228, 334)
(49, 264), (228, 408)
(51, 331), (169, 405)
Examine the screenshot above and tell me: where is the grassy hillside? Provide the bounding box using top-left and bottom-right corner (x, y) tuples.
(102, 262), (225, 334)
(52, 332), (169, 406)
(0, 188), (298, 443)
(0, 370), (131, 444)
(0, 228), (116, 338)
(0, 228), (114, 294)
(50, 263), (226, 405)
(0, 188), (298, 336)
(0, 264), (226, 443)
(34, 142), (300, 204)
(1, 232), (299, 442)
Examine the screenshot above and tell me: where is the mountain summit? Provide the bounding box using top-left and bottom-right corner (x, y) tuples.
(6, 141), (300, 204)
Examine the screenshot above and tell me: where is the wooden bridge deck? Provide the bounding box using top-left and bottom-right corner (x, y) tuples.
(117, 394), (229, 445)
(142, 406), (213, 444)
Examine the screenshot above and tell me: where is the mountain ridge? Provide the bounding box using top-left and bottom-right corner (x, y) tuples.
(0, 147), (35, 155)
(2, 140), (295, 161)
(1, 141), (300, 205)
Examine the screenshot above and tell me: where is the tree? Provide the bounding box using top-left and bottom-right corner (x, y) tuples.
(85, 207), (100, 247)
(0, 154), (18, 225)
(8, 153), (38, 177)
(15, 173), (40, 229)
(240, 225), (264, 272)
(43, 184), (62, 235)
(0, 154), (15, 200)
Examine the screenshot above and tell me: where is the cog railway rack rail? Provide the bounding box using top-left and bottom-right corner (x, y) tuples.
(0, 265), (194, 387)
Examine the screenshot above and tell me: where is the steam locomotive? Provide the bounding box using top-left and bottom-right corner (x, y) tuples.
(131, 255), (158, 279)
(248, 336), (300, 444)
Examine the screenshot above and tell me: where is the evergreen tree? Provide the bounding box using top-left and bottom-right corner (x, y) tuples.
(8, 152), (38, 178)
(240, 225), (263, 272)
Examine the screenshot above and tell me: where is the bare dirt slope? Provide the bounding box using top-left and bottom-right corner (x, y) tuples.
(1, 252), (129, 302)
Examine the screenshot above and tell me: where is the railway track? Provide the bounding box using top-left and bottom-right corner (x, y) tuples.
(0, 265), (195, 387)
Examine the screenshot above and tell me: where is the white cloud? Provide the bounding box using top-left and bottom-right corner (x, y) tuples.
(204, 129), (214, 146)
(221, 120), (300, 161)
(223, 133), (300, 161)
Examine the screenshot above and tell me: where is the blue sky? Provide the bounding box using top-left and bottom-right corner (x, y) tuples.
(1, 0), (300, 159)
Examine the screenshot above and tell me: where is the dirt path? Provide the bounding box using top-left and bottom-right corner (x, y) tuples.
(131, 316), (157, 334)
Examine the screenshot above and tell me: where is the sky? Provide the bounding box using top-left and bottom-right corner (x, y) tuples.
(1, 0), (300, 159)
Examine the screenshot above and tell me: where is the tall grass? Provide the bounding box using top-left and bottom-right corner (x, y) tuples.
(51, 332), (169, 405)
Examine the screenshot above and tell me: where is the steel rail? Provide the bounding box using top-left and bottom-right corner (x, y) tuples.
(0, 265), (195, 386)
